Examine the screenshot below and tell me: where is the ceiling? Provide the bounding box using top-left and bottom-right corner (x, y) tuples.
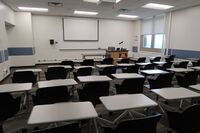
(2, 0), (200, 20)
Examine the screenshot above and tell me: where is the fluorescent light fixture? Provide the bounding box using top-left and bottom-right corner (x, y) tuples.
(18, 7), (48, 12)
(83, 0), (100, 3)
(116, 0), (121, 3)
(142, 3), (174, 10)
(117, 14), (138, 19)
(74, 10), (98, 15)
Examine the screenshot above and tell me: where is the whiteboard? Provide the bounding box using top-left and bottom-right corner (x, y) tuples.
(63, 17), (99, 41)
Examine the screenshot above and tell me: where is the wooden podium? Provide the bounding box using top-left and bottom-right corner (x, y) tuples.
(106, 50), (128, 58)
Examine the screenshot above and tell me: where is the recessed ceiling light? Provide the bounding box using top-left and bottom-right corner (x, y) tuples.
(142, 3), (174, 10)
(101, 0), (121, 3)
(117, 14), (138, 19)
(18, 7), (48, 12)
(83, 0), (100, 3)
(74, 10), (98, 15)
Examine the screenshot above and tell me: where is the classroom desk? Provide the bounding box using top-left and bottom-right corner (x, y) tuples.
(116, 63), (135, 67)
(140, 69), (169, 75)
(96, 64), (115, 69)
(0, 83), (32, 109)
(153, 62), (166, 65)
(48, 65), (72, 69)
(77, 75), (112, 83)
(136, 62), (151, 66)
(191, 66), (200, 71)
(38, 79), (78, 88)
(112, 73), (144, 79)
(15, 69), (42, 80)
(167, 68), (193, 73)
(28, 102), (98, 132)
(190, 84), (200, 91)
(74, 66), (95, 70)
(151, 87), (200, 108)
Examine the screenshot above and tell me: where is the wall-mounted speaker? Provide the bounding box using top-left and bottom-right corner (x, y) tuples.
(50, 39), (54, 45)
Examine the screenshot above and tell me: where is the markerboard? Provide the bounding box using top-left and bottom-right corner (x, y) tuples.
(63, 17), (99, 41)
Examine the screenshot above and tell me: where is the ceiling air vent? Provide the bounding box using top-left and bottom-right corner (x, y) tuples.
(48, 2), (63, 7)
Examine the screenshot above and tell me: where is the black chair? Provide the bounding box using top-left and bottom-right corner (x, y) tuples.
(60, 60), (74, 71)
(78, 81), (109, 106)
(132, 57), (146, 63)
(165, 104), (200, 133)
(176, 71), (199, 87)
(32, 123), (81, 133)
(32, 86), (70, 105)
(0, 93), (21, 133)
(103, 114), (161, 133)
(45, 67), (67, 80)
(148, 73), (174, 89)
(118, 58), (130, 64)
(174, 61), (189, 68)
(157, 62), (173, 70)
(12, 71), (37, 85)
(81, 59), (94, 66)
(150, 57), (161, 63)
(115, 78), (145, 94)
(165, 55), (175, 63)
(73, 67), (92, 81)
(122, 65), (139, 73)
(140, 64), (155, 70)
(192, 59), (200, 67)
(101, 58), (113, 64)
(99, 66), (116, 78)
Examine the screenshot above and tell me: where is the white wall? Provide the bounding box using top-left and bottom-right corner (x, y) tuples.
(169, 6), (200, 51)
(32, 15), (136, 63)
(0, 1), (15, 81)
(7, 12), (35, 66)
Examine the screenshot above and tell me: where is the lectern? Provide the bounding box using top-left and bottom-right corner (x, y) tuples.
(106, 50), (128, 58)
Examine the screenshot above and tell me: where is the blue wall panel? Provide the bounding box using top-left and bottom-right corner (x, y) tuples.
(8, 47), (34, 56)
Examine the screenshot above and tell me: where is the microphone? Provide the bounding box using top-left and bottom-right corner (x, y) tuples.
(118, 41), (124, 45)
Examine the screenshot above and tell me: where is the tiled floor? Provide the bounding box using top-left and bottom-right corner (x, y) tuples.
(1, 64), (198, 133)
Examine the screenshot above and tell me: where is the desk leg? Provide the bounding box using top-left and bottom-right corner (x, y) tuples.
(38, 72), (41, 81)
(25, 91), (30, 110)
(93, 119), (99, 133)
(179, 99), (183, 109)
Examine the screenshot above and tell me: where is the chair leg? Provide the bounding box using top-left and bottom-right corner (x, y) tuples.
(0, 125), (3, 133)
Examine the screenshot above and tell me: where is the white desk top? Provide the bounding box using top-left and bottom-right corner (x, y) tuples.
(190, 84), (200, 91)
(100, 94), (157, 111)
(151, 87), (200, 100)
(0, 83), (32, 93)
(48, 65), (72, 69)
(16, 69), (42, 72)
(112, 73), (144, 79)
(74, 66), (95, 69)
(96, 64), (115, 68)
(77, 75), (112, 83)
(191, 66), (200, 70)
(140, 69), (169, 75)
(116, 63), (135, 67)
(167, 68), (193, 73)
(38, 79), (78, 88)
(136, 62), (151, 66)
(28, 102), (98, 125)
(82, 54), (105, 56)
(153, 62), (166, 65)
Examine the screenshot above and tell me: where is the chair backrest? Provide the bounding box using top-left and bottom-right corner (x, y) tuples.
(81, 59), (94, 66)
(33, 86), (70, 105)
(166, 104), (200, 133)
(0, 93), (21, 121)
(137, 57), (146, 63)
(185, 71), (199, 85)
(123, 65), (139, 73)
(60, 61), (74, 68)
(174, 61), (189, 68)
(101, 58), (113, 64)
(104, 114), (161, 133)
(116, 78), (145, 94)
(78, 82), (109, 106)
(45, 67), (67, 80)
(148, 73), (174, 89)
(32, 123), (81, 133)
(77, 67), (92, 76)
(143, 64), (155, 70)
(192, 59), (200, 67)
(100, 66), (116, 77)
(12, 71), (36, 84)
(119, 58), (130, 63)
(150, 57), (161, 63)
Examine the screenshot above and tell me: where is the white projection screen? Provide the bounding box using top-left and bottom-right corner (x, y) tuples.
(63, 17), (99, 41)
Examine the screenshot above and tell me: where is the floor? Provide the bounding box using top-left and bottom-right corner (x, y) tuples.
(1, 63), (197, 133)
